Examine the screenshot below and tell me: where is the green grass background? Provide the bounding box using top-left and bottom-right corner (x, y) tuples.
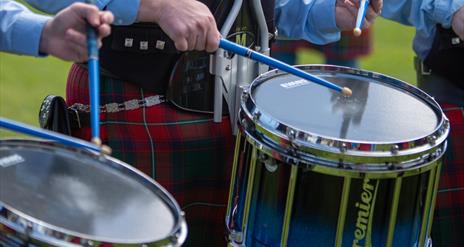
(0, 17), (416, 137)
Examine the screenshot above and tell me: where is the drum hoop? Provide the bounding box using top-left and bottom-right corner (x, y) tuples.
(240, 65), (450, 164)
(0, 139), (186, 246)
(241, 128), (446, 178)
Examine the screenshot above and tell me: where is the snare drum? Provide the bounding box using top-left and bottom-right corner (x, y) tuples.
(226, 65), (449, 247)
(0, 139), (187, 246)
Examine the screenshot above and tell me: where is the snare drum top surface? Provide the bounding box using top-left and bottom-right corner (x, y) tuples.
(0, 140), (179, 244)
(252, 67), (439, 143)
(241, 66), (449, 171)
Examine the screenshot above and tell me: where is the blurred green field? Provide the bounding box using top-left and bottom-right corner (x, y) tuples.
(0, 18), (416, 137)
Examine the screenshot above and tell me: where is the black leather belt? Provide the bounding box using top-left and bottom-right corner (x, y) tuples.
(99, 23), (180, 94)
(423, 25), (464, 89)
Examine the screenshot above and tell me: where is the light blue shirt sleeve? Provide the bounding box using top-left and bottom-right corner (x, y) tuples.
(381, 0), (464, 59)
(275, 0), (340, 45)
(0, 0), (51, 56)
(24, 0), (140, 25)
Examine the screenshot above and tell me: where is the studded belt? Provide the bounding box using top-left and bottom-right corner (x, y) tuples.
(68, 95), (165, 129)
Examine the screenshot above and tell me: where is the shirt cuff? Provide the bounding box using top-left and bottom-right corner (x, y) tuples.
(102, 0), (141, 25)
(12, 12), (51, 56)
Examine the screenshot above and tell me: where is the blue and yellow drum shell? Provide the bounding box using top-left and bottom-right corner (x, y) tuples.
(226, 65), (449, 247)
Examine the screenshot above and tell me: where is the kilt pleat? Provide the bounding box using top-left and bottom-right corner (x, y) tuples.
(431, 103), (464, 247)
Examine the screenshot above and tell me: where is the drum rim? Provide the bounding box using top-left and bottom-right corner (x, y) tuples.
(240, 127), (445, 177)
(0, 139), (186, 246)
(240, 64), (450, 164)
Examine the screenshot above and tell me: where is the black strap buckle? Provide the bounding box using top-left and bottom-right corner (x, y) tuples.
(421, 61), (432, 76)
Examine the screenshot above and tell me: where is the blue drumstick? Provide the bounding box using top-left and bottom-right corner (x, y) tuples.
(85, 0), (101, 145)
(219, 38), (352, 96)
(0, 117), (103, 153)
(353, 0), (370, 37)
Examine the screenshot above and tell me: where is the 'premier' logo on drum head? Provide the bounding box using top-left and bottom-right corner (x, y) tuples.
(280, 79), (310, 89)
(0, 154), (25, 168)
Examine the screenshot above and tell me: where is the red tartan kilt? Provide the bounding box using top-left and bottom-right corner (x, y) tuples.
(431, 103), (464, 247)
(66, 64), (234, 246)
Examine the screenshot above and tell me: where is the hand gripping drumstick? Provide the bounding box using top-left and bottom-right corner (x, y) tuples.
(353, 0), (370, 37)
(0, 118), (112, 155)
(85, 0), (102, 145)
(219, 38), (353, 97)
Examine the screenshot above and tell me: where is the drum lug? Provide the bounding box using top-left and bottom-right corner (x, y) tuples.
(427, 149), (440, 161)
(287, 129), (296, 140)
(339, 142), (348, 153)
(443, 118), (450, 129)
(229, 230), (244, 244)
(241, 118), (253, 132)
(427, 135), (437, 145)
(258, 152), (279, 172)
(253, 111), (261, 121)
(265, 160), (279, 173)
(387, 162), (396, 170)
(258, 152), (268, 161)
(390, 145), (399, 155)
(80, 239), (94, 247)
(170, 234), (180, 245)
(241, 91), (249, 101)
(265, 161), (278, 172)
(22, 221), (34, 243)
(287, 129), (303, 154)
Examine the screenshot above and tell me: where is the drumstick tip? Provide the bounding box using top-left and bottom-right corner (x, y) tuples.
(353, 28), (362, 37)
(101, 145), (113, 155)
(342, 87), (353, 97)
(91, 137), (113, 155)
(91, 137), (102, 146)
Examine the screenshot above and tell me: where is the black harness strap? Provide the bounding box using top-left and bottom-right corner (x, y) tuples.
(423, 25), (464, 89)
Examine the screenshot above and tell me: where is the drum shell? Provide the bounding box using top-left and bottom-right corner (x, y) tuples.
(226, 132), (443, 247)
(226, 65), (450, 246)
(0, 139), (187, 247)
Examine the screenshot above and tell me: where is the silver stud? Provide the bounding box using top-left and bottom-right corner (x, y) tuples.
(155, 40), (165, 50)
(124, 38), (133, 47)
(140, 41), (149, 50)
